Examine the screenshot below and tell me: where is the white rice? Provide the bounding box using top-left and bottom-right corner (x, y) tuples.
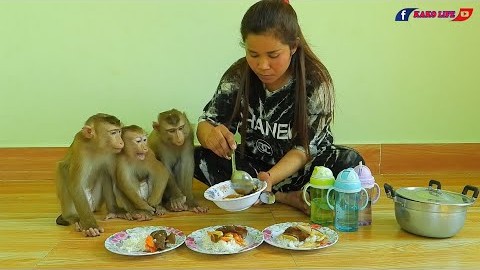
(120, 231), (150, 252)
(201, 233), (243, 253)
(275, 234), (320, 249)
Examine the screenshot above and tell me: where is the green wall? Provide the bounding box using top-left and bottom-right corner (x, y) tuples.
(1, 0), (479, 147)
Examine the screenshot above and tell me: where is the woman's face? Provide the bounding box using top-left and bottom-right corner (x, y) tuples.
(245, 33), (297, 91)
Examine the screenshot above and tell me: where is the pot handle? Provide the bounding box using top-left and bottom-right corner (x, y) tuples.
(428, 179), (442, 189)
(384, 183), (395, 199)
(462, 185), (479, 200)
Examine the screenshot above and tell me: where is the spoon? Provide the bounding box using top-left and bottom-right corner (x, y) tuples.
(230, 150), (256, 195)
(230, 151), (276, 204)
(259, 190), (276, 204)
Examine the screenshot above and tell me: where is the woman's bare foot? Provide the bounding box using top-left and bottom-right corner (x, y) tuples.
(275, 190), (310, 215)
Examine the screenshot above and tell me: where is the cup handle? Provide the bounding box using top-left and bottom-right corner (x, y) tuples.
(372, 183), (381, 204)
(359, 188), (369, 210)
(326, 188), (334, 210)
(302, 184), (312, 206)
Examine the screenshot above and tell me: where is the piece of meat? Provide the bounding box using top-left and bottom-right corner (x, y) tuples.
(283, 226), (310, 242)
(216, 225), (248, 238)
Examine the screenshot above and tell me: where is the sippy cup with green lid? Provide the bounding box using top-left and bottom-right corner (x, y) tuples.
(302, 166), (335, 226)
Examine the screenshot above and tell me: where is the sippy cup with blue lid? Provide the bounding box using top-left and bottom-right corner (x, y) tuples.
(327, 168), (368, 232)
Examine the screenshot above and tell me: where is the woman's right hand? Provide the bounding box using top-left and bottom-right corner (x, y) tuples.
(197, 122), (236, 158)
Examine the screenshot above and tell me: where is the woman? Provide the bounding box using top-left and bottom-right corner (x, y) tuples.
(194, 0), (364, 214)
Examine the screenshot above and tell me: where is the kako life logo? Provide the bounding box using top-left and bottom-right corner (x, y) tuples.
(395, 8), (473, 22)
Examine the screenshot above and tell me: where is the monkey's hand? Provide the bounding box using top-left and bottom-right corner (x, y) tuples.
(188, 205), (209, 213)
(145, 199), (160, 213)
(187, 199), (209, 213)
(154, 205), (167, 216)
(74, 221), (104, 237)
(104, 211), (134, 221)
(141, 202), (156, 214)
(166, 196), (188, 212)
(130, 210), (153, 221)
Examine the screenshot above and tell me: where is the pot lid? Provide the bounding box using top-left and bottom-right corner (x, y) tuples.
(396, 186), (475, 206)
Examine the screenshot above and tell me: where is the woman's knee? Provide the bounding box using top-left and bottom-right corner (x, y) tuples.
(342, 146), (364, 168)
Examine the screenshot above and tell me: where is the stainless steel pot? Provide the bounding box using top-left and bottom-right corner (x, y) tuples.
(384, 180), (478, 238)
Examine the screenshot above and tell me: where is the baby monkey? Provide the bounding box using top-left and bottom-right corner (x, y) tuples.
(114, 125), (171, 220)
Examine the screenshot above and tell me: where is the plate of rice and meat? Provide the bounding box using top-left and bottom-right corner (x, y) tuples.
(262, 222), (338, 250)
(185, 225), (264, 255)
(104, 226), (186, 256)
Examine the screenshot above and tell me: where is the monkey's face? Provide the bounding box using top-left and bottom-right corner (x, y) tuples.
(154, 109), (191, 147)
(94, 123), (124, 153)
(163, 121), (186, 147)
(123, 131), (149, 161)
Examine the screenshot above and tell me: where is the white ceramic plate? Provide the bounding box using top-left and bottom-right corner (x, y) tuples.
(185, 225), (264, 255)
(262, 222), (338, 250)
(104, 226), (185, 256)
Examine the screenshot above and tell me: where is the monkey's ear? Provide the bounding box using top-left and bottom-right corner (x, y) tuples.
(152, 121), (160, 131)
(81, 125), (94, 139)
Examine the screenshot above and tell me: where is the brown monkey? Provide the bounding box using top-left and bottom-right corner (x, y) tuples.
(114, 125), (170, 221)
(148, 109), (208, 213)
(55, 113), (125, 237)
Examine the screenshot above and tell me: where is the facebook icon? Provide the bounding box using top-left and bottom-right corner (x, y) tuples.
(395, 8), (417, 21)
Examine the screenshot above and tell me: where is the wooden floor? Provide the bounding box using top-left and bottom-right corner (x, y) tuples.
(1, 146), (480, 269)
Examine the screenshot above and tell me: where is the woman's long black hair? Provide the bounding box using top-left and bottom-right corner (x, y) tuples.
(230, 0), (334, 159)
